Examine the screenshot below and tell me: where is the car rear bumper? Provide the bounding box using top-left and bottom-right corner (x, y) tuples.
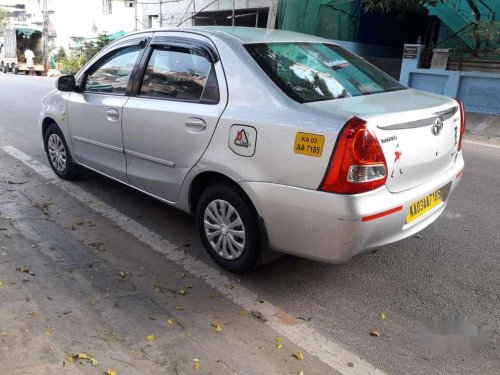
(240, 153), (464, 263)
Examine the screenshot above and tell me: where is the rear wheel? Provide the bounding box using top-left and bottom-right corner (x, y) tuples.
(196, 183), (261, 273)
(44, 123), (80, 180)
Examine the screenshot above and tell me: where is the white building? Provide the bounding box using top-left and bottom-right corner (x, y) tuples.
(1, 0), (142, 51)
(140, 0), (276, 29)
(49, 0), (140, 51)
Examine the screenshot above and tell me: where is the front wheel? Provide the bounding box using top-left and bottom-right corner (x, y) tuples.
(44, 123), (80, 180)
(196, 183), (261, 273)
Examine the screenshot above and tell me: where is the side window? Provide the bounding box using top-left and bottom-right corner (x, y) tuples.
(85, 46), (141, 95)
(140, 46), (212, 101)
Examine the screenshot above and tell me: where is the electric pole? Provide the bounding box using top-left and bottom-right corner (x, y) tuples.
(232, 0), (235, 26)
(159, 0), (162, 27)
(42, 0), (49, 73)
(267, 0), (278, 29)
(135, 0), (138, 31)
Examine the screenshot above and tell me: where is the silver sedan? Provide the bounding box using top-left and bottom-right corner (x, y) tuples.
(41, 27), (465, 273)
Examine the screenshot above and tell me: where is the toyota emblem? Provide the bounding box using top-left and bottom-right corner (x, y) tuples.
(432, 117), (444, 135)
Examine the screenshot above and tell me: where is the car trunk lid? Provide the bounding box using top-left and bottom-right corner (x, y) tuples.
(305, 89), (461, 193)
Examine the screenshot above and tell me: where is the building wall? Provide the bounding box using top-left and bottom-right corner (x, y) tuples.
(48, 0), (139, 50)
(141, 0), (270, 28)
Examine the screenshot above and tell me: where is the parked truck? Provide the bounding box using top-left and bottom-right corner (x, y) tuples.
(0, 28), (44, 75)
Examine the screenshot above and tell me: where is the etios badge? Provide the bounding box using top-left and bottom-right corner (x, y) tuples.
(432, 117), (444, 135)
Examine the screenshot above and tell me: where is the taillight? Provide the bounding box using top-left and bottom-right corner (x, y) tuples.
(455, 99), (466, 151)
(320, 117), (387, 194)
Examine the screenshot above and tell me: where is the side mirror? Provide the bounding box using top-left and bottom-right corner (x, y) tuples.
(56, 75), (76, 92)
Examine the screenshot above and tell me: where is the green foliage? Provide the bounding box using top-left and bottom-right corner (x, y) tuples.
(54, 47), (66, 62)
(80, 33), (111, 61)
(58, 53), (87, 75)
(57, 33), (111, 75)
(362, 0), (440, 13)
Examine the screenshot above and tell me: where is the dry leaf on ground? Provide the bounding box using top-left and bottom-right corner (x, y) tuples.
(293, 352), (304, 361)
(370, 329), (381, 337)
(211, 322), (223, 332)
(146, 334), (155, 342)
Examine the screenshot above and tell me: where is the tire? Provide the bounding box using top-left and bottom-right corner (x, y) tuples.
(44, 123), (81, 180)
(196, 183), (261, 273)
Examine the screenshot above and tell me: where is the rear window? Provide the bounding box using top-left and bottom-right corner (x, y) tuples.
(245, 42), (406, 103)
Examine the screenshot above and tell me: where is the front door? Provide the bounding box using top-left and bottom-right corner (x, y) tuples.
(67, 44), (143, 181)
(122, 36), (227, 202)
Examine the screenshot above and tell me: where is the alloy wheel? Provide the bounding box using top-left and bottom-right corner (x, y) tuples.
(47, 133), (67, 172)
(203, 199), (246, 260)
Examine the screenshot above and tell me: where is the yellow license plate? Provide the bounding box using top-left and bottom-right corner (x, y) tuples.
(294, 132), (325, 157)
(406, 188), (443, 224)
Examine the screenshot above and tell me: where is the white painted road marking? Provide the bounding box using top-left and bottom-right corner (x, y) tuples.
(2, 145), (386, 375)
(464, 140), (500, 150)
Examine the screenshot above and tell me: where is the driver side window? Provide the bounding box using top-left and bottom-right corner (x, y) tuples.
(85, 46), (141, 95)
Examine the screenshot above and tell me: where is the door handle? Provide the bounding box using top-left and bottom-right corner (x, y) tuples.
(106, 108), (120, 121)
(185, 118), (207, 133)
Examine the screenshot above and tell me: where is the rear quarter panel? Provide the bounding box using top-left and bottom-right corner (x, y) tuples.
(194, 35), (350, 190)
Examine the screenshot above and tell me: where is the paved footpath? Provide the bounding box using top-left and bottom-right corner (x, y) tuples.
(0, 150), (337, 375)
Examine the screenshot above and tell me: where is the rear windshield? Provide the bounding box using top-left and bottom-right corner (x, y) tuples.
(245, 42), (406, 103)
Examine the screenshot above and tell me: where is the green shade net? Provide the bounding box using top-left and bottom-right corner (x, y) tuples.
(277, 0), (360, 41)
(15, 28), (40, 38)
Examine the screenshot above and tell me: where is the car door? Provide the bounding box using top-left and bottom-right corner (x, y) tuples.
(67, 38), (148, 181)
(122, 33), (227, 202)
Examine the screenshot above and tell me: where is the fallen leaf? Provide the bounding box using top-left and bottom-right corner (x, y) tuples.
(179, 288), (186, 296)
(276, 343), (283, 349)
(211, 322), (222, 332)
(76, 220), (84, 226)
(107, 370), (117, 375)
(77, 353), (88, 360)
(167, 318), (173, 325)
(370, 329), (381, 337)
(15, 267), (35, 276)
(297, 371), (304, 375)
(193, 358), (200, 370)
(275, 336), (283, 343)
(90, 357), (98, 366)
(293, 352), (304, 361)
(146, 334), (155, 342)
(179, 272), (186, 280)
(379, 312), (385, 321)
(0, 282), (2, 287)
(239, 309), (249, 317)
(175, 306), (184, 311)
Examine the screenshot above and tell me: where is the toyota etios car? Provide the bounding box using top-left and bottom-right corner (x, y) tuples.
(41, 27), (465, 273)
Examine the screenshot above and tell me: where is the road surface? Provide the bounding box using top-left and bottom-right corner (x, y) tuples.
(0, 73), (498, 374)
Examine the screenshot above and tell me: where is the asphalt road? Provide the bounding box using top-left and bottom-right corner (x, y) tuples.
(1, 73), (499, 375)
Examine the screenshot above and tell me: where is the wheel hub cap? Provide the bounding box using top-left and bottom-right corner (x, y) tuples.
(203, 199), (246, 260)
(47, 133), (67, 172)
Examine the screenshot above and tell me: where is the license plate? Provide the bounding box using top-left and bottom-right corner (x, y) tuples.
(406, 188), (443, 224)
(294, 132), (325, 157)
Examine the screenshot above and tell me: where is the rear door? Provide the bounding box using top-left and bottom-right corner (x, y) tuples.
(122, 32), (227, 202)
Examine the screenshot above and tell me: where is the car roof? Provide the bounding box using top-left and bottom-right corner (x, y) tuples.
(132, 26), (335, 45)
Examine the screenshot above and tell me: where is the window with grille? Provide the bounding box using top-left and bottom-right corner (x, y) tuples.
(103, 0), (113, 15)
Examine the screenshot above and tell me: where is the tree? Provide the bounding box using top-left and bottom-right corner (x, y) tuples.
(362, 0), (492, 56)
(0, 8), (9, 33)
(81, 33), (111, 61)
(54, 46), (66, 62)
